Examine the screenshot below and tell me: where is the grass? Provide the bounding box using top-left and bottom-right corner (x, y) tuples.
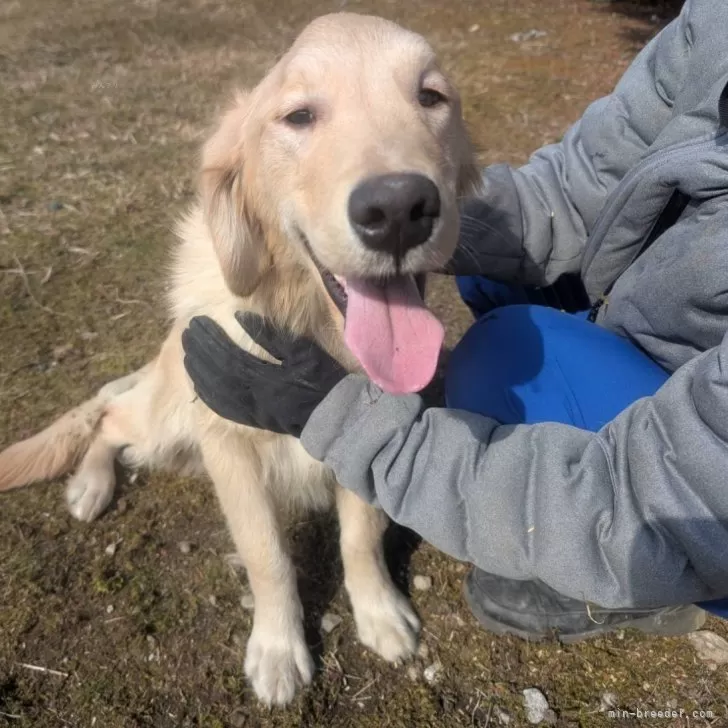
(1, 0), (726, 726)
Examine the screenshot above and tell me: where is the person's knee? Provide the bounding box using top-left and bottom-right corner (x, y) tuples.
(445, 303), (670, 430)
(445, 305), (546, 415)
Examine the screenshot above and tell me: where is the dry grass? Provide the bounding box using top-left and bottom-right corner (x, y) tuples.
(1, 0), (726, 726)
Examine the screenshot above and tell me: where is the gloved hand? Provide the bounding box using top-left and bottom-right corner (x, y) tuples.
(181, 312), (348, 436)
(443, 190), (521, 276)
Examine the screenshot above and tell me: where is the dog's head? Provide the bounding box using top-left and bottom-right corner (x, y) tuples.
(200, 13), (480, 394)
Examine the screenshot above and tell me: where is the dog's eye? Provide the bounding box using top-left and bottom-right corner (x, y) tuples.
(418, 88), (448, 108)
(283, 108), (315, 127)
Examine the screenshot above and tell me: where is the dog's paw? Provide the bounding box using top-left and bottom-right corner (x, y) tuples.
(244, 624), (314, 706)
(352, 586), (420, 663)
(66, 469), (115, 522)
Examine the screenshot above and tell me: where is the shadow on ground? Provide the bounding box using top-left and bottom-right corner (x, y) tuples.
(594, 0), (685, 44)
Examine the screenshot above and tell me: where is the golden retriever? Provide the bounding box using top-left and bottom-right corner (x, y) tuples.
(0, 13), (478, 706)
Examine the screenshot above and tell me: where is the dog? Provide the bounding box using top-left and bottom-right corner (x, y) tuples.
(0, 13), (479, 706)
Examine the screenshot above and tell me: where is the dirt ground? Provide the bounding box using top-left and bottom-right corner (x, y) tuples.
(1, 0), (726, 726)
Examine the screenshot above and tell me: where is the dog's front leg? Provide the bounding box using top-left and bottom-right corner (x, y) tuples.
(201, 436), (313, 707)
(336, 485), (420, 663)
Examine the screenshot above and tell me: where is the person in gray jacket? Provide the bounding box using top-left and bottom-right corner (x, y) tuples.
(182, 0), (728, 640)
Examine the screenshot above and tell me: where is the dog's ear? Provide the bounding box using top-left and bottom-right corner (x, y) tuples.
(200, 92), (269, 297)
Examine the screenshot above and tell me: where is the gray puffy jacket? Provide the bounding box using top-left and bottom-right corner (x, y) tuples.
(301, 0), (728, 608)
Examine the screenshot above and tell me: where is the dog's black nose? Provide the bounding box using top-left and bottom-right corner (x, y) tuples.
(348, 173), (441, 257)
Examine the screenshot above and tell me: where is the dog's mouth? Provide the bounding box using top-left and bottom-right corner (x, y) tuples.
(301, 235), (444, 395)
(318, 266), (348, 315)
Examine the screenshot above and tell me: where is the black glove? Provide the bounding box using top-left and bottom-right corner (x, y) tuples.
(444, 179), (522, 276)
(181, 312), (348, 437)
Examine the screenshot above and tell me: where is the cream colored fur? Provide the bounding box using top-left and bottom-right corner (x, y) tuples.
(0, 13), (478, 706)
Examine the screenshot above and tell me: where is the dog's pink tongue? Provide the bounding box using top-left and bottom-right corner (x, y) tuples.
(344, 276), (444, 394)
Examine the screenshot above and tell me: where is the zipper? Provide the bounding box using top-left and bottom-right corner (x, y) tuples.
(587, 189), (690, 322)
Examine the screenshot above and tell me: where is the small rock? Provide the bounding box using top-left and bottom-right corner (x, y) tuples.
(469, 23), (480, 33)
(104, 542), (117, 556)
(106, 604), (114, 614)
(116, 498), (128, 515)
(599, 692), (619, 712)
(523, 688), (556, 724)
(177, 541), (192, 555)
(240, 593), (255, 610)
(321, 612), (343, 633)
(417, 642), (430, 660)
(52, 344), (73, 362)
(413, 575), (433, 591)
(230, 709), (247, 728)
(494, 707), (511, 726)
(510, 29), (548, 43)
(687, 630), (728, 666)
(208, 595), (217, 607)
(423, 661), (443, 684)
(406, 666), (419, 681)
(642, 682), (651, 692)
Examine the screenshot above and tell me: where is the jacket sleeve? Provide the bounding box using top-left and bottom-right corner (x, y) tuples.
(301, 330), (728, 608)
(454, 2), (692, 286)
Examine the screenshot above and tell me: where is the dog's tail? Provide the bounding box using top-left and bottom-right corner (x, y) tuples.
(0, 397), (107, 492)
